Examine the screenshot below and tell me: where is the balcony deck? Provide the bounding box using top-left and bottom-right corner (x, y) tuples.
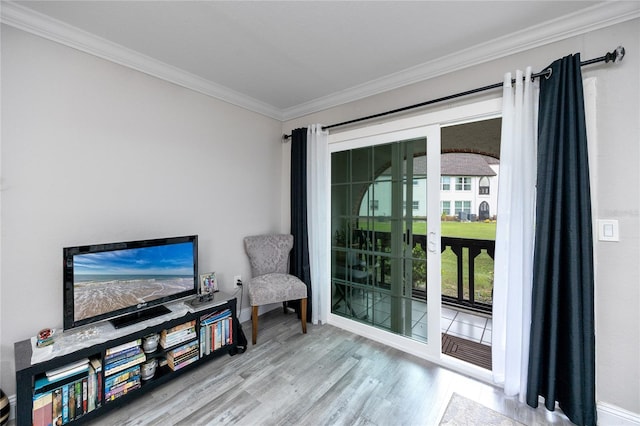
(333, 231), (495, 370)
(332, 291), (492, 370)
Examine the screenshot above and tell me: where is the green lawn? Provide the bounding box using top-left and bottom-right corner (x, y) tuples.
(441, 221), (496, 240)
(358, 220), (496, 240)
(440, 221), (495, 304)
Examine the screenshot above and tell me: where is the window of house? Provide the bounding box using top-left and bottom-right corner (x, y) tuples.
(455, 200), (471, 213)
(479, 177), (490, 195)
(441, 176), (451, 191)
(455, 177), (471, 191)
(441, 201), (451, 215)
(402, 200), (420, 211)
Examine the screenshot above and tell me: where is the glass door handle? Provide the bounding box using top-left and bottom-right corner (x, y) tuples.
(428, 232), (437, 253)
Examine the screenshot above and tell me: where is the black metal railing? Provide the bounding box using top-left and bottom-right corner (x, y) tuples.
(440, 236), (494, 313)
(338, 230), (494, 314)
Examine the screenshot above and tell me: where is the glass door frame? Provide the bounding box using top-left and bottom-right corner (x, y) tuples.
(328, 125), (442, 360)
(326, 98), (502, 366)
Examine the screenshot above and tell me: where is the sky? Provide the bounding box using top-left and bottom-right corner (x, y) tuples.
(74, 241), (194, 276)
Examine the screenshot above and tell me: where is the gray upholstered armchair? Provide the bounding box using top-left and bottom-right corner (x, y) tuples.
(243, 234), (307, 344)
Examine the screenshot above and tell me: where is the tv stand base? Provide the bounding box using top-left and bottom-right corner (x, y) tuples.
(110, 305), (171, 329)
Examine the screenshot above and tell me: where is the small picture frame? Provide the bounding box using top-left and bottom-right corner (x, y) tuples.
(199, 272), (218, 295)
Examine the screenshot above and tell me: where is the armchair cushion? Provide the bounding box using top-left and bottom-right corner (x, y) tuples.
(248, 273), (307, 306)
(244, 234), (293, 276)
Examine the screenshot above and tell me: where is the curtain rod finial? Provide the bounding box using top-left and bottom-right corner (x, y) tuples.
(282, 134), (291, 142)
(607, 46), (625, 63)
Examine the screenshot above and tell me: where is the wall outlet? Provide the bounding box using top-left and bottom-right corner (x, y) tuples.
(234, 275), (242, 286)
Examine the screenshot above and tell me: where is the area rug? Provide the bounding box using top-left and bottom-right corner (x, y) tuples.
(439, 393), (525, 425)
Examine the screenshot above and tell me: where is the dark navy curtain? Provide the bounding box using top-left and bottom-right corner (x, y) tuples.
(290, 128), (312, 322)
(526, 54), (596, 426)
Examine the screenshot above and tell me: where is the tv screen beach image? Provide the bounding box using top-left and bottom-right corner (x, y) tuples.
(73, 242), (195, 321)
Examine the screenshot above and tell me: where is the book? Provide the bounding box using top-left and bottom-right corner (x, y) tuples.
(200, 316), (233, 356)
(61, 384), (69, 424)
(163, 320), (196, 334)
(200, 309), (231, 325)
(105, 365), (141, 389)
(75, 379), (83, 419)
(32, 392), (53, 426)
(163, 327), (196, 340)
(160, 328), (197, 349)
(89, 358), (102, 409)
(46, 358), (90, 379)
(34, 369), (88, 394)
(52, 388), (62, 426)
(82, 378), (88, 415)
(170, 355), (199, 371)
(199, 326), (205, 357)
(105, 382), (141, 402)
(204, 325), (211, 356)
(105, 377), (141, 400)
(105, 339), (142, 357)
(89, 358), (102, 372)
(69, 380), (77, 421)
(96, 368), (103, 408)
(87, 363), (96, 413)
(167, 341), (198, 359)
(104, 349), (144, 370)
(104, 353), (146, 377)
(168, 346), (199, 363)
(104, 345), (143, 363)
(170, 348), (199, 365)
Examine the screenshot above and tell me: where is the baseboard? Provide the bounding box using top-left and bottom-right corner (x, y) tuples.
(598, 402), (640, 425)
(237, 303), (280, 325)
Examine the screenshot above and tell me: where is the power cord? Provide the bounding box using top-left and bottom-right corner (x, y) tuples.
(236, 279), (243, 322)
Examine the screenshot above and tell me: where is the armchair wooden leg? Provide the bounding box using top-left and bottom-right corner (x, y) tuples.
(252, 305), (259, 345)
(300, 298), (307, 334)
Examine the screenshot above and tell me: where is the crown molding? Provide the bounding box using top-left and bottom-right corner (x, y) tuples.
(2, 1), (638, 123)
(281, 1), (640, 121)
(0, 1), (284, 120)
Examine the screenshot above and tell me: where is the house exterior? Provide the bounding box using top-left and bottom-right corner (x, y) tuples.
(358, 153), (499, 221)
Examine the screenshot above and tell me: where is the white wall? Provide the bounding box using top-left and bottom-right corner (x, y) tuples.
(0, 25), (284, 395)
(283, 19), (640, 416)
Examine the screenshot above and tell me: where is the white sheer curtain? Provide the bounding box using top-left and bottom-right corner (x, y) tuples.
(492, 68), (538, 401)
(307, 124), (330, 324)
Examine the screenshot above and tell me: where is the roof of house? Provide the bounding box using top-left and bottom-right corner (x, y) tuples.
(379, 152), (499, 177)
(441, 153), (497, 176)
(393, 153), (498, 177)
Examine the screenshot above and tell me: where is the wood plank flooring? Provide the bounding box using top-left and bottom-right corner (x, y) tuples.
(84, 309), (573, 425)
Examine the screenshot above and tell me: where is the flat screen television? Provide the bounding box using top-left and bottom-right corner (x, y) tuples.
(63, 235), (198, 330)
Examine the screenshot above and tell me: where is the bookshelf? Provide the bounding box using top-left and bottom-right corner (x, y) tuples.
(14, 294), (238, 426)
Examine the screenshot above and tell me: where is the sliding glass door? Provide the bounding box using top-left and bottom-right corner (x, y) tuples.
(330, 126), (441, 346)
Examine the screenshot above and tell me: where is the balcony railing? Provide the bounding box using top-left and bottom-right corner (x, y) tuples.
(440, 236), (494, 313)
(341, 230), (494, 314)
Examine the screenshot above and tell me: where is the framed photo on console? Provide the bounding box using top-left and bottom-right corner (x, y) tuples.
(199, 272), (218, 294)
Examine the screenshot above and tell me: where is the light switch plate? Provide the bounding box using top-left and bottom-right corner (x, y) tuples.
(598, 219), (619, 242)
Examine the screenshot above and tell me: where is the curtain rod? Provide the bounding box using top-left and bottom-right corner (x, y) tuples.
(282, 46), (625, 141)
